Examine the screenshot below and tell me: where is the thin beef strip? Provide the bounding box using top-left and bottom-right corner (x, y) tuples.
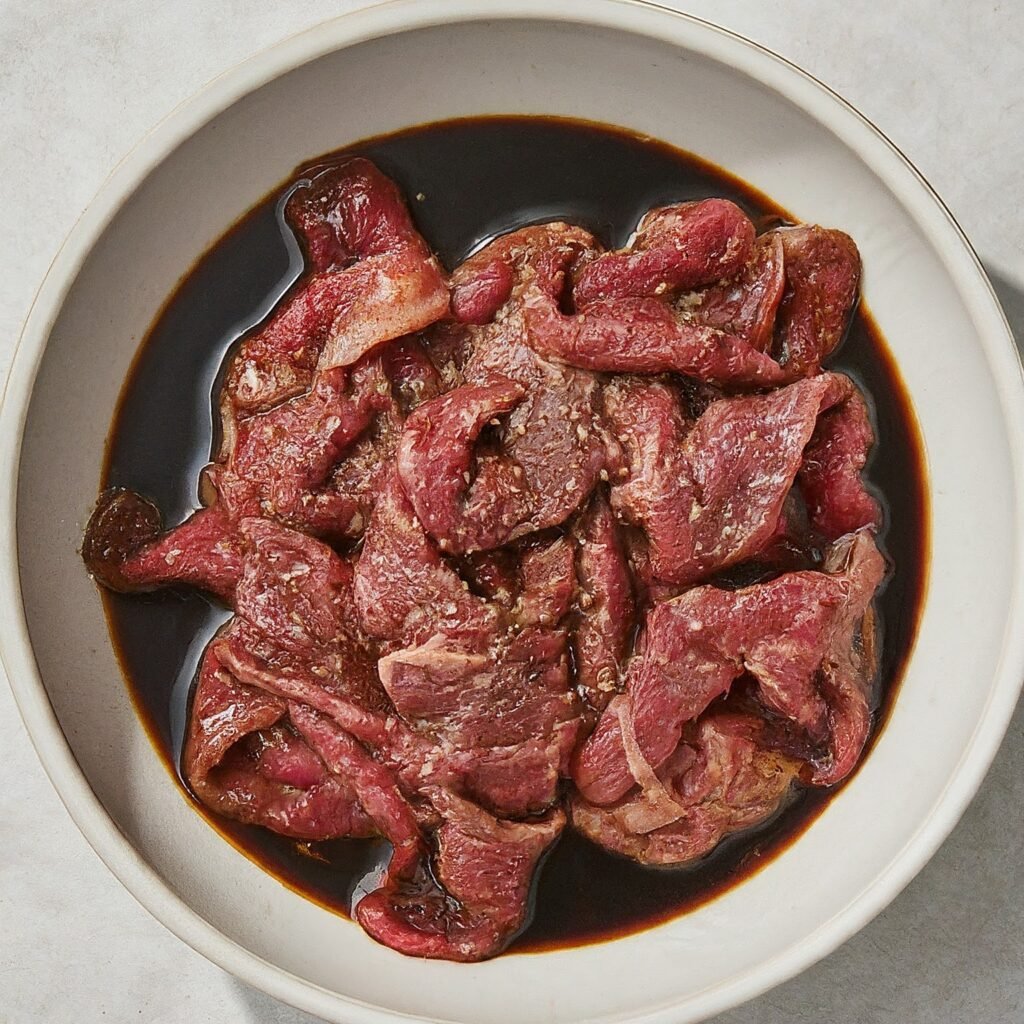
(573, 200), (755, 306)
(523, 217), (860, 388)
(289, 703), (424, 878)
(573, 529), (886, 805)
(774, 226), (861, 377)
(450, 222), (596, 322)
(572, 492), (636, 712)
(811, 529), (886, 784)
(570, 711), (801, 865)
(450, 258), (515, 325)
(798, 381), (879, 541)
(603, 371), (879, 587)
(184, 644), (375, 840)
(82, 491), (242, 602)
(356, 787), (564, 961)
(513, 536), (577, 628)
(441, 224), (608, 544)
(395, 375), (531, 553)
(211, 361), (389, 538)
(353, 471), (502, 649)
(83, 338), (442, 599)
(214, 335), (443, 541)
(681, 231), (786, 352)
(378, 625), (579, 813)
(191, 642), (565, 963)
(212, 518), (393, 750)
(225, 509), (574, 816)
(222, 158), (448, 419)
(522, 286), (790, 387)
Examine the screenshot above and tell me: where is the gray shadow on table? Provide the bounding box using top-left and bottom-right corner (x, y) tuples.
(231, 267), (1024, 1024)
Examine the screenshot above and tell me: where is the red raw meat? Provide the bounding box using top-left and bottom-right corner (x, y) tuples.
(356, 788), (564, 961)
(603, 371), (878, 586)
(570, 711), (801, 864)
(775, 226), (861, 376)
(82, 492), (242, 602)
(573, 529), (885, 805)
(684, 231), (786, 351)
(396, 375), (529, 553)
(353, 472), (501, 649)
(184, 645), (375, 840)
(223, 158), (448, 416)
(572, 493), (635, 711)
(523, 287), (790, 387)
(573, 200), (755, 305)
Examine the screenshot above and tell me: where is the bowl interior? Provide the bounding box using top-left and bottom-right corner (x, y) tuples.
(13, 10), (1019, 1024)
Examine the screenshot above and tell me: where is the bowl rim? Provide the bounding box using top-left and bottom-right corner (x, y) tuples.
(2, 1), (1022, 1022)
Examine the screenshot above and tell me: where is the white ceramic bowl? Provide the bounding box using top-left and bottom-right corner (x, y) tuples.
(2, 2), (1022, 1022)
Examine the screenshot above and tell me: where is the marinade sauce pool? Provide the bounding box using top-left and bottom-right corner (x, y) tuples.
(100, 116), (928, 953)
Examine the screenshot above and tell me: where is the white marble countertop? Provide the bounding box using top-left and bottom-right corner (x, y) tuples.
(1, 2), (1021, 1022)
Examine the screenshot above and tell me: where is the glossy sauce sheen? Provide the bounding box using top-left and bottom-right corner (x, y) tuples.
(102, 116), (928, 952)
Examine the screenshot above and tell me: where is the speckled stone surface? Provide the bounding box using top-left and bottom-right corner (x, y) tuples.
(1, 2), (1021, 1022)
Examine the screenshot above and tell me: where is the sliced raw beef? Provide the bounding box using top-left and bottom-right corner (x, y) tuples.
(215, 335), (444, 540)
(572, 493), (635, 711)
(517, 202), (786, 387)
(234, 517), (366, 651)
(222, 158), (448, 417)
(220, 272), (367, 419)
(450, 258), (515, 324)
(356, 788), (564, 961)
(85, 169), (890, 963)
(459, 548), (520, 607)
(214, 618), (392, 751)
(573, 529), (885, 805)
(774, 226), (861, 376)
(603, 372), (878, 586)
(288, 158), (436, 274)
(213, 363), (388, 537)
(353, 472), (501, 648)
(377, 617), (578, 816)
(184, 645), (375, 840)
(514, 536), (577, 628)
(452, 230), (606, 543)
(682, 231), (786, 351)
(573, 200), (755, 305)
(525, 221), (860, 388)
(570, 711), (800, 864)
(310, 249), (450, 375)
(221, 614), (570, 818)
(289, 703), (423, 877)
(396, 375), (530, 552)
(216, 519), (392, 744)
(378, 632), (567, 751)
(522, 286), (790, 387)
(315, 334), (444, 538)
(798, 384), (879, 541)
(452, 222), (597, 322)
(811, 529), (886, 784)
(82, 491), (242, 602)
(467, 345), (606, 544)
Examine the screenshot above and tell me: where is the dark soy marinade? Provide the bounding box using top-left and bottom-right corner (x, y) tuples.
(101, 116), (928, 953)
